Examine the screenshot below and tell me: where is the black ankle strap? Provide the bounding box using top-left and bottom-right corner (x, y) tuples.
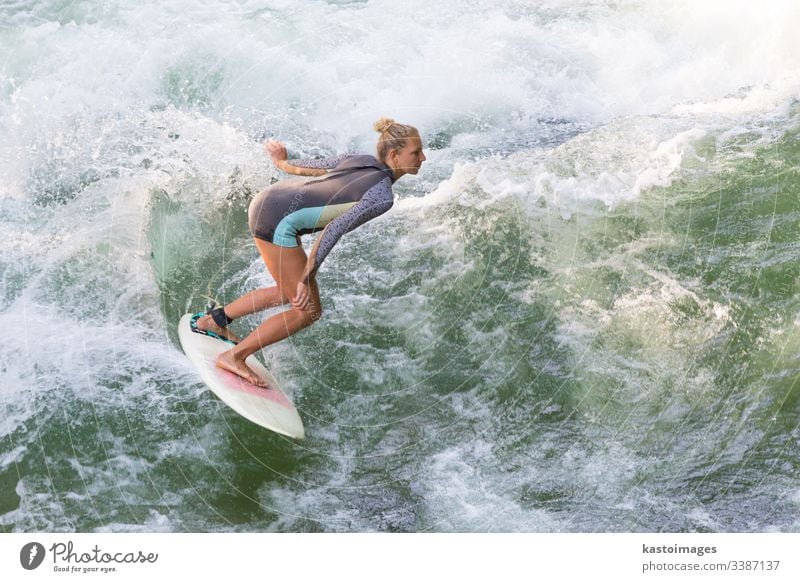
(209, 306), (233, 328)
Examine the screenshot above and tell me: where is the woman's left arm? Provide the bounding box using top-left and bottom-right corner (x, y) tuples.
(292, 177), (394, 310)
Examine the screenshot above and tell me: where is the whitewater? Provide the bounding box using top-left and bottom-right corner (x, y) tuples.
(1, 0), (799, 532)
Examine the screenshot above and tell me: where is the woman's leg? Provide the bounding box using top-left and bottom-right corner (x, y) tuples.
(215, 238), (322, 386)
(195, 285), (289, 342)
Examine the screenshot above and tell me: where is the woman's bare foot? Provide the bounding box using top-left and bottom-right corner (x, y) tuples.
(215, 350), (268, 388)
(195, 314), (241, 343)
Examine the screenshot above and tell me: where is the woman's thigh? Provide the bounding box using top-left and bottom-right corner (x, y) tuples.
(254, 238), (321, 310)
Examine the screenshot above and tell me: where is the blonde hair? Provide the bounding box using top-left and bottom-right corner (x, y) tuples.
(373, 117), (419, 163)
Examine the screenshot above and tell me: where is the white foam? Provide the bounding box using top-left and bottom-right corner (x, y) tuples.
(4, 0), (798, 183)
(0, 445), (26, 471)
(423, 440), (558, 531)
(94, 511), (174, 533)
(2, 0), (798, 534)
(421, 435), (650, 531)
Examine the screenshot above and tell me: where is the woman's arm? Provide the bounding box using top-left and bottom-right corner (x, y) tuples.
(265, 140), (346, 177)
(292, 176), (394, 310)
(304, 176), (394, 281)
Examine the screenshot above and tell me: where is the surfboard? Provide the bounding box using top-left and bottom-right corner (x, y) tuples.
(177, 313), (305, 439)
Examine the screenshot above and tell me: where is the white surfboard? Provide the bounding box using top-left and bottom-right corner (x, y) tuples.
(177, 313), (305, 439)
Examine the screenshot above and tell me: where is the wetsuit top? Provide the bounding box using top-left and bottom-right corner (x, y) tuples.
(248, 154), (395, 279)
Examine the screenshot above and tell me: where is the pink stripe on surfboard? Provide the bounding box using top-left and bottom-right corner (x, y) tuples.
(213, 367), (293, 408)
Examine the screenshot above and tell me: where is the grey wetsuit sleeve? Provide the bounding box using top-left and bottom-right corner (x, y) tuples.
(286, 154), (349, 170)
(311, 176), (394, 277)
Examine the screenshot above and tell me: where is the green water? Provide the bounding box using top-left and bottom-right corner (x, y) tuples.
(2, 0), (799, 534)
(99, 116), (797, 533)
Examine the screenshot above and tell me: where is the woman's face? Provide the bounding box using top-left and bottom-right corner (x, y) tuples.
(390, 136), (426, 176)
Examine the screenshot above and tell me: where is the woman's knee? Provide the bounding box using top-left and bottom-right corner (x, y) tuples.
(295, 304), (323, 327)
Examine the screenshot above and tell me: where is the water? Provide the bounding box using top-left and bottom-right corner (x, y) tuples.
(1, 0), (799, 532)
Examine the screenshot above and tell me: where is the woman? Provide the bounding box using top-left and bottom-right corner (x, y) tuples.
(192, 118), (426, 387)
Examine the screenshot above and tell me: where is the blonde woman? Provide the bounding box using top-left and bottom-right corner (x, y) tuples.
(193, 118), (426, 386)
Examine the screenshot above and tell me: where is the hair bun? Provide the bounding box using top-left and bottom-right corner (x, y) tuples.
(373, 117), (395, 133)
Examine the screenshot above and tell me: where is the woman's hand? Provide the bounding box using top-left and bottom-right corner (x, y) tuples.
(265, 139), (288, 165)
(292, 281), (311, 311)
